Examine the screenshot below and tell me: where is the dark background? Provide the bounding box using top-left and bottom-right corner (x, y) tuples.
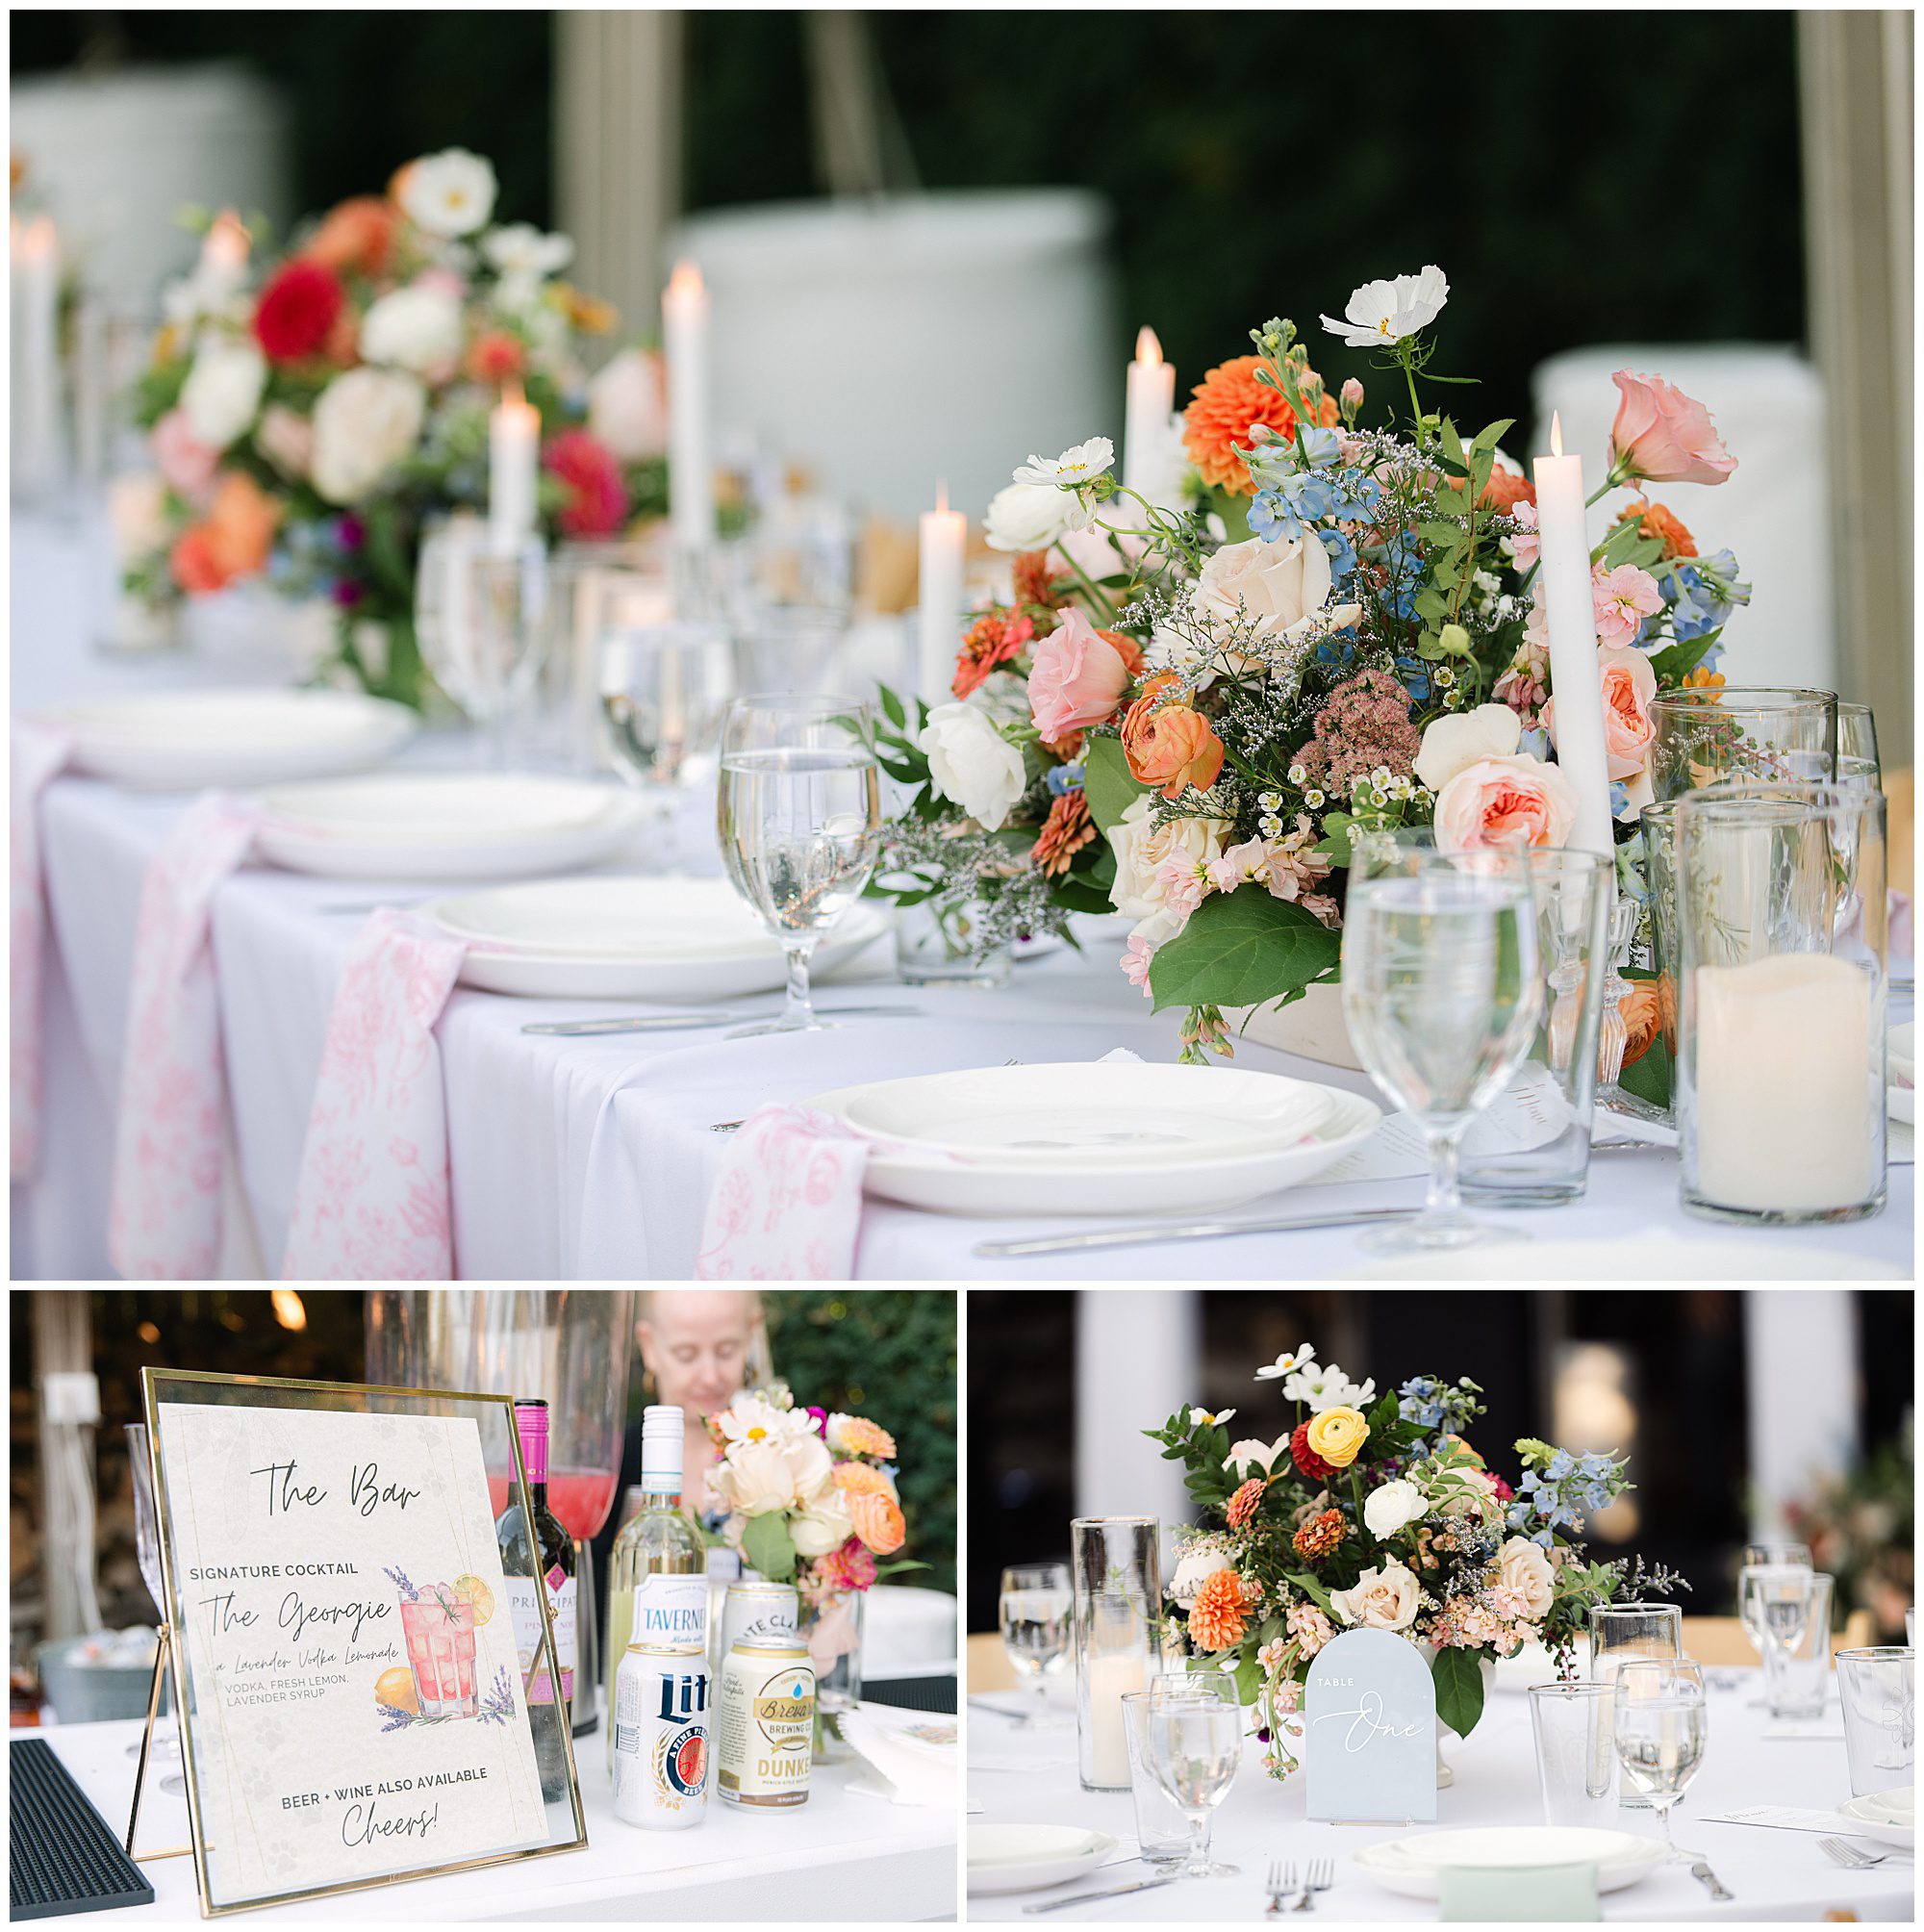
(12, 10), (1808, 439)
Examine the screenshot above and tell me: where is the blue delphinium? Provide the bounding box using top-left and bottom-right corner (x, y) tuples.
(1508, 1447), (1626, 1546)
(1666, 548), (1751, 643)
(1045, 762), (1085, 797)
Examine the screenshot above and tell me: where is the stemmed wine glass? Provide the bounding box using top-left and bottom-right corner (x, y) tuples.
(1612, 1658), (1708, 1861)
(599, 620), (734, 868)
(1737, 1543), (1812, 1704)
(998, 1563), (1073, 1730)
(1142, 1674), (1243, 1880)
(1341, 832), (1543, 1250)
(417, 524), (550, 770)
(1738, 1563), (1823, 1716)
(717, 694), (883, 1037)
(126, 1424), (186, 1795)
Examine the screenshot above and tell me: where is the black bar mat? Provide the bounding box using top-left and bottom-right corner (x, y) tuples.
(863, 1672), (957, 1715)
(9, 1737), (156, 1919)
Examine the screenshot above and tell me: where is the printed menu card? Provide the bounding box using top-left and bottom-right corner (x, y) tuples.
(159, 1401), (552, 1904)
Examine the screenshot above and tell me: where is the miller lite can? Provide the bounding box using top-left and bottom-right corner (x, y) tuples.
(613, 1641), (709, 1830)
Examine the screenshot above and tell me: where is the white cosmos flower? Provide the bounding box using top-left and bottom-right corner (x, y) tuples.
(398, 148), (498, 238)
(1188, 1406), (1237, 1429)
(483, 222), (573, 279)
(1253, 1343), (1317, 1382)
(1320, 265), (1450, 348)
(1013, 436), (1115, 490)
(1281, 1361), (1377, 1412)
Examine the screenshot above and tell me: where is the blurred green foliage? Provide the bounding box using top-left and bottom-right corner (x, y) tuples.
(764, 1290), (957, 1598)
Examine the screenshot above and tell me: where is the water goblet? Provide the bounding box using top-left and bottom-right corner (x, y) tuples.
(998, 1563), (1073, 1731)
(1143, 1674), (1243, 1880)
(418, 526), (551, 770)
(599, 620), (733, 868)
(1738, 1564), (1823, 1716)
(1613, 1658), (1708, 1861)
(717, 694), (883, 1036)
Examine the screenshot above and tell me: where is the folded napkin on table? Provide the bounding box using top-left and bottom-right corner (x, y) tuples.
(694, 1105), (873, 1281)
(837, 1703), (957, 1809)
(11, 720), (73, 1179)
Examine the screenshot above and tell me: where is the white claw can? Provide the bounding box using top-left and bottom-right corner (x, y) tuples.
(613, 1642), (710, 1830)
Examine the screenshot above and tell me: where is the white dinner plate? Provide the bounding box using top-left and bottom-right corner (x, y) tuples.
(966, 1823), (1117, 1895)
(1343, 1236), (1909, 1283)
(1355, 1826), (1667, 1900)
(48, 687), (417, 789)
(811, 1081), (1380, 1217)
(428, 877), (890, 999)
(256, 775), (647, 881)
(823, 1061), (1336, 1171)
(1836, 1791), (1914, 1848)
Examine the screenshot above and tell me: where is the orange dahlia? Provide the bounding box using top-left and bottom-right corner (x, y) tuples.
(1183, 355), (1338, 496)
(1187, 1569), (1249, 1650)
(1612, 498), (1697, 560)
(1030, 790), (1096, 877)
(1226, 1476), (1265, 1530)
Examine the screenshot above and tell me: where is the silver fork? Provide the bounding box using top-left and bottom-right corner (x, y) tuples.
(1293, 1856), (1333, 1911)
(1267, 1861), (1297, 1915)
(1821, 1836), (1899, 1868)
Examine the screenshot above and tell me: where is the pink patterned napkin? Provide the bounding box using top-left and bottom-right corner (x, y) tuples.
(11, 721), (73, 1180)
(108, 795), (263, 1279)
(695, 1105), (873, 1281)
(281, 908), (468, 1280)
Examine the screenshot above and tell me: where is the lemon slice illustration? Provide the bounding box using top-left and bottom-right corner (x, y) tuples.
(376, 1665), (418, 1714)
(453, 1574), (495, 1626)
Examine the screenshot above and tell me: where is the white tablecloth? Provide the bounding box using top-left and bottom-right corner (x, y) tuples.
(39, 1712), (955, 1921)
(13, 510), (1915, 1281)
(967, 1669), (1912, 1921)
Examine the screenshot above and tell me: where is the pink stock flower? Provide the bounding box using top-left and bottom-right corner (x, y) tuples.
(1493, 633), (1551, 727)
(1432, 754), (1579, 853)
(152, 408), (219, 504)
(1591, 563), (1663, 647)
(1158, 859), (1209, 919)
(1339, 377), (1365, 411)
(1506, 499), (1540, 570)
(1122, 931), (1155, 999)
(1028, 606), (1134, 741)
(1608, 369), (1736, 487)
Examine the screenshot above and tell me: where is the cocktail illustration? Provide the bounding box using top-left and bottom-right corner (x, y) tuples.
(389, 1572), (485, 1720)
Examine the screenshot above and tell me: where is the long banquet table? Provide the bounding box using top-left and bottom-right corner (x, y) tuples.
(967, 1666), (1913, 1921)
(13, 509), (1914, 1281)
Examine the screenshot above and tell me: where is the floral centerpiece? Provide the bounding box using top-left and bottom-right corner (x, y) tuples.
(871, 266), (1746, 1067)
(122, 149), (673, 706)
(1149, 1342), (1686, 1780)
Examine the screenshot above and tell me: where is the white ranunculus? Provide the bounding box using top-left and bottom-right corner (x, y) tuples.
(1363, 1478), (1428, 1540)
(398, 148), (497, 237)
(588, 347), (668, 462)
(483, 221), (573, 279)
(1169, 1546), (1233, 1609)
(918, 702), (1026, 831)
(360, 285), (463, 375)
(1329, 1561), (1421, 1632)
(1413, 703), (1522, 793)
(791, 1492), (854, 1559)
(310, 368), (426, 505)
(983, 481), (1072, 554)
(1320, 265), (1450, 349)
(711, 1438), (797, 1516)
(780, 1430), (835, 1504)
(1193, 534), (1338, 642)
(1495, 1536), (1557, 1620)
(1105, 795), (1231, 943)
(180, 338), (266, 449)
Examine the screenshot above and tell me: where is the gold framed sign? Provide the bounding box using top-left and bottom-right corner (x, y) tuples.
(140, 1368), (587, 1918)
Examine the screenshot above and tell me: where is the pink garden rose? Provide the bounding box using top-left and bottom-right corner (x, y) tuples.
(1027, 605), (1133, 740)
(152, 408), (218, 504)
(1591, 563), (1663, 647)
(1608, 370), (1736, 486)
(1544, 641), (1658, 783)
(1432, 754), (1579, 853)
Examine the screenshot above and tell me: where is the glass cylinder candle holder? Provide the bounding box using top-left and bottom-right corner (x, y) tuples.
(1649, 686), (1839, 801)
(1835, 1646), (1914, 1795)
(1674, 781), (1886, 1225)
(1071, 1515), (1161, 1792)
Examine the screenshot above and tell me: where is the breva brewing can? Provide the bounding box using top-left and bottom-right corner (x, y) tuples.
(717, 1640), (816, 1808)
(613, 1641), (710, 1830)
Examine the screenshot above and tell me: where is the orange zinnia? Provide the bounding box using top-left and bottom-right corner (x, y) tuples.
(1226, 1476), (1265, 1530)
(1184, 355), (1338, 496)
(1030, 791), (1096, 877)
(1187, 1569), (1249, 1651)
(1612, 498), (1697, 560)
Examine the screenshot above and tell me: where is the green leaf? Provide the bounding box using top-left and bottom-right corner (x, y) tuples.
(1431, 1644), (1485, 1738)
(1472, 419), (1516, 452)
(1233, 1652), (1264, 1705)
(1437, 418), (1467, 472)
(1648, 629), (1721, 686)
(877, 683), (906, 730)
(1080, 734), (1145, 834)
(1286, 1570), (1335, 1616)
(1148, 891), (1341, 1012)
(740, 1512), (797, 1583)
(1617, 1032), (1673, 1110)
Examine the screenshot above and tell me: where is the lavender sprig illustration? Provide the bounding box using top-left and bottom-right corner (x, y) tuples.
(476, 1665), (516, 1726)
(378, 1701), (422, 1732)
(383, 1565), (418, 1601)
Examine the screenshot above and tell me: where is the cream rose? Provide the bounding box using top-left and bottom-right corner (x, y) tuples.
(1105, 794), (1231, 943)
(710, 1438), (797, 1516)
(310, 368), (426, 505)
(780, 1429), (835, 1503)
(256, 404), (314, 482)
(1414, 703), (1522, 793)
(1194, 534), (1348, 640)
(360, 284), (463, 376)
(984, 481), (1072, 553)
(1362, 1477), (1428, 1540)
(1329, 1561), (1421, 1633)
(180, 338), (266, 449)
(791, 1491), (855, 1559)
(1496, 1536), (1557, 1620)
(918, 701), (1026, 830)
(588, 346), (668, 462)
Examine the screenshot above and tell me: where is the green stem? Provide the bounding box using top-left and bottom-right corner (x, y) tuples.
(1051, 538), (1119, 624)
(1402, 350), (1424, 439)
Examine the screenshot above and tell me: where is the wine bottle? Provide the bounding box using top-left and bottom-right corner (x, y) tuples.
(605, 1405), (707, 1772)
(496, 1396), (574, 1804)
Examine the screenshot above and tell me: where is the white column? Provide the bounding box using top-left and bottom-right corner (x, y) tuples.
(1074, 1290), (1201, 1558)
(1743, 1288), (1860, 1540)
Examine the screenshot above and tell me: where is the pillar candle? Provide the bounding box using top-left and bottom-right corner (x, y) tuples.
(1532, 414), (1614, 861)
(918, 483), (967, 703)
(13, 215), (61, 496)
(1122, 326), (1175, 502)
(488, 382), (541, 553)
(1083, 1651), (1146, 1788)
(662, 261), (714, 552)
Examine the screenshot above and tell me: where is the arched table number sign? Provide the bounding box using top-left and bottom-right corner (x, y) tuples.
(1304, 1627), (1438, 1824)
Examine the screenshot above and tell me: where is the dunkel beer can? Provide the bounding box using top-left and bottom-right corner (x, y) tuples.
(713, 1579), (799, 1676)
(613, 1642), (709, 1830)
(717, 1641), (815, 1808)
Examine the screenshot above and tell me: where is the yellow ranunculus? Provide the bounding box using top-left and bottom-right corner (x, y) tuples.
(1305, 1406), (1371, 1468)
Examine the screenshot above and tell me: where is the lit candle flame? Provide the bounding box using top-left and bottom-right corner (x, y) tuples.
(1135, 326), (1162, 367)
(206, 208), (249, 267)
(668, 260), (704, 299)
(1550, 411), (1563, 459)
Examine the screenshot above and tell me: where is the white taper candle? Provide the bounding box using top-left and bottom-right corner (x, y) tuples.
(662, 261), (714, 553)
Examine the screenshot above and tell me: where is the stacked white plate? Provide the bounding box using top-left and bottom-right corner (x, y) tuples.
(424, 876), (889, 999)
(1836, 1788), (1913, 1848)
(255, 774), (646, 881)
(966, 1823), (1118, 1896)
(806, 1060), (1380, 1215)
(1354, 1826), (1668, 1900)
(47, 687), (417, 788)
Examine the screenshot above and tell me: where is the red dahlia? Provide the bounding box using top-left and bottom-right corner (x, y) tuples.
(544, 429), (628, 539)
(252, 261), (345, 364)
(1290, 1420), (1332, 1483)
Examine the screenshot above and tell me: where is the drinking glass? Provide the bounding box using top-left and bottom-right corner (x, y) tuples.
(1835, 1647), (1914, 1795)
(1143, 1674), (1242, 1879)
(418, 525), (551, 769)
(717, 694), (883, 1037)
(999, 1563), (1073, 1730)
(600, 620), (734, 866)
(1458, 846), (1613, 1205)
(1740, 1569), (1833, 1719)
(1649, 686), (1839, 801)
(1070, 1515), (1162, 1792)
(1735, 1544), (1811, 1704)
(126, 1424), (186, 1794)
(1613, 1659), (1708, 1859)
(1589, 1600), (1682, 1809)
(1341, 836), (1543, 1249)
(551, 551), (672, 769)
(1839, 702), (1880, 778)
(1674, 781), (1887, 1224)
(1122, 1690), (1193, 1864)
(1529, 1681), (1620, 1826)
(730, 606), (849, 697)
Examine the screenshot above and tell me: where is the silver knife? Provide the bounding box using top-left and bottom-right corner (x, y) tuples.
(1023, 1875), (1178, 1914)
(976, 1206), (1422, 1258)
(1688, 1860), (1733, 1902)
